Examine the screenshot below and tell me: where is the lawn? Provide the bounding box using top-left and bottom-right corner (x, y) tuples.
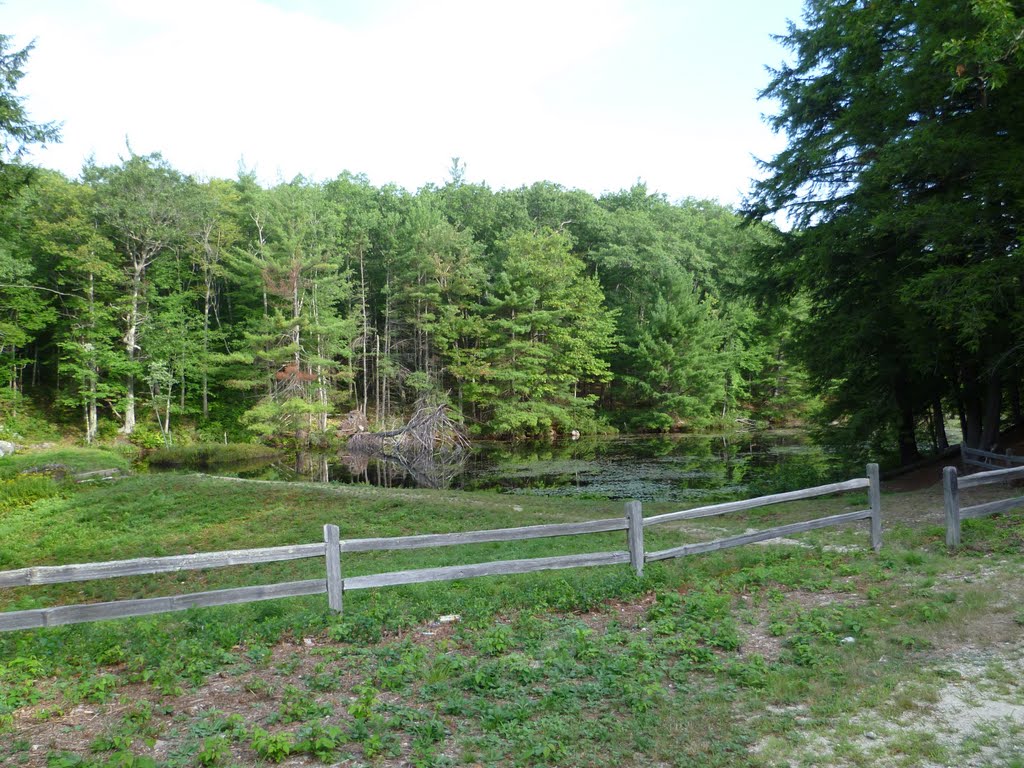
(0, 449), (1022, 767)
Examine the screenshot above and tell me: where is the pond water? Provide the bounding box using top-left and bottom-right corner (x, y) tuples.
(208, 431), (830, 504)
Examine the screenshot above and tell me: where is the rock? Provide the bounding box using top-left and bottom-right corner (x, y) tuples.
(0, 440), (16, 457)
(840, 636), (856, 645)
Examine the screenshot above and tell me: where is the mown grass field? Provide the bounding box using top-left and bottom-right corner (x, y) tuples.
(0, 448), (1022, 767)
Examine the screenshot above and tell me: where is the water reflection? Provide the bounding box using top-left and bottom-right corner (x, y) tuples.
(214, 431), (831, 503)
(327, 448), (467, 490)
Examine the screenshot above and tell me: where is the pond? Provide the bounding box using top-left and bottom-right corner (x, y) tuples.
(204, 431), (831, 504)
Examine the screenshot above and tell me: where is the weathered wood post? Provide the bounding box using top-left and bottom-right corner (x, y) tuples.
(867, 463), (882, 551)
(625, 500), (644, 577)
(324, 524), (343, 613)
(943, 466), (961, 549)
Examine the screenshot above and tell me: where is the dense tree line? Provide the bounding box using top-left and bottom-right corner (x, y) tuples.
(10, 0), (1022, 463)
(746, 0), (1024, 462)
(0, 147), (802, 443)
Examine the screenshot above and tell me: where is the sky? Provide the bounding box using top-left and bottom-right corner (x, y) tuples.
(5, 0), (806, 207)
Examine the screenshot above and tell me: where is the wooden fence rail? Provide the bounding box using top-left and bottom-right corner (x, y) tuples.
(960, 443), (1024, 471)
(0, 464), (881, 632)
(943, 464), (1024, 548)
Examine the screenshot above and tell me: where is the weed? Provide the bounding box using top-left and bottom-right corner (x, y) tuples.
(273, 685), (333, 723)
(914, 602), (950, 623)
(411, 717), (447, 745)
(195, 735), (231, 766)
(475, 623), (514, 656)
(249, 727), (294, 763)
(294, 722), (347, 761)
(347, 681), (377, 719)
(72, 673), (119, 704)
(243, 678), (274, 697)
(305, 670), (341, 692)
(121, 701), (152, 727)
(90, 733), (134, 753)
(727, 654), (771, 688)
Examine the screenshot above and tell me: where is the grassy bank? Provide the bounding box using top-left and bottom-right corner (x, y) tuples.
(0, 454), (1022, 767)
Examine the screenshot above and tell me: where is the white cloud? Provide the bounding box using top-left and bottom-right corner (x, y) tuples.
(7, 0), (797, 203)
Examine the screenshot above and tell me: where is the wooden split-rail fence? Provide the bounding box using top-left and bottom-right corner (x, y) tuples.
(0, 464), (882, 633)
(943, 460), (1024, 548)
(960, 442), (1024, 471)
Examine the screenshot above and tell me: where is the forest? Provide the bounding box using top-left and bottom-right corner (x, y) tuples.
(2, 0), (1023, 466)
(0, 156), (801, 445)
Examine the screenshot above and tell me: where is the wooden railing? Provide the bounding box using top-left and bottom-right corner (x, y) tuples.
(0, 544), (328, 632)
(961, 443), (1024, 471)
(0, 464), (881, 632)
(943, 464), (1024, 548)
(640, 464), (881, 567)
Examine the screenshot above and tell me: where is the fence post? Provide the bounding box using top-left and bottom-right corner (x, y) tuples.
(943, 466), (961, 549)
(959, 441), (967, 472)
(867, 463), (882, 551)
(625, 500), (644, 577)
(324, 524), (343, 613)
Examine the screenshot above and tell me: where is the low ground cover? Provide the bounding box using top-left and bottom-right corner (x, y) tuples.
(0, 451), (1021, 767)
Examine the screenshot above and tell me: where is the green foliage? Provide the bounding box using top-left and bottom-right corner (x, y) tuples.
(249, 727), (294, 762)
(272, 685), (333, 723)
(0, 473), (60, 511)
(195, 735), (230, 766)
(1, 468), (1022, 767)
(2, 152), (806, 442)
(748, 0), (1024, 462)
(449, 228), (617, 437)
(0, 447), (130, 479)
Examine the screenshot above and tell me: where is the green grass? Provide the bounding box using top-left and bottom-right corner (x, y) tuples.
(0, 455), (1021, 767)
(0, 446), (131, 479)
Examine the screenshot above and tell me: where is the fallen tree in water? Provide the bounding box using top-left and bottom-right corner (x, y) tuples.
(348, 403), (468, 457)
(345, 404), (470, 488)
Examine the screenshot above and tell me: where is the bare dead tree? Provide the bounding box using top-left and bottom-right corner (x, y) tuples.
(347, 402), (470, 460)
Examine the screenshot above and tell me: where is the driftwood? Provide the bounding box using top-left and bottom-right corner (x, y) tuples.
(335, 409), (370, 438)
(347, 404), (469, 457)
(344, 403), (470, 489)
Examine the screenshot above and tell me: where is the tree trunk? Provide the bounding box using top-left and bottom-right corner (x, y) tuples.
(359, 247), (369, 416)
(1010, 369), (1022, 425)
(85, 273), (99, 445)
(201, 284), (211, 419)
(980, 371), (1002, 449)
(894, 376), (921, 465)
(957, 394), (968, 442)
(120, 265), (142, 435)
(960, 363), (983, 448)
(932, 397), (948, 452)
(312, 284), (328, 432)
(85, 389), (97, 445)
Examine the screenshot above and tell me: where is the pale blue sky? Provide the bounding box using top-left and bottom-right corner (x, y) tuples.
(6, 0), (806, 206)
